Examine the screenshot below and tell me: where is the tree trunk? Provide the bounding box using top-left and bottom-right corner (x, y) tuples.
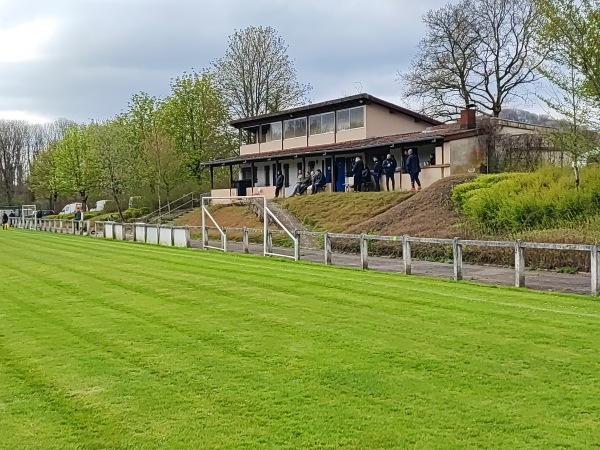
(113, 193), (125, 222)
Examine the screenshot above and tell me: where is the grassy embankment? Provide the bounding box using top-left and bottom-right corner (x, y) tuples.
(452, 166), (600, 271)
(1, 230), (600, 448)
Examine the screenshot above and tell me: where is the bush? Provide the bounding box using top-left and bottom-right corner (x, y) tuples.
(453, 166), (600, 233)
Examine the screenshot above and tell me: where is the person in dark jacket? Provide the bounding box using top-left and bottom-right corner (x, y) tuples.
(311, 169), (326, 194)
(1, 212), (8, 230)
(352, 157), (364, 192)
(275, 170), (285, 198)
(74, 207), (83, 231)
(405, 148), (422, 191)
(8, 211), (14, 227)
(361, 163), (372, 192)
(381, 154), (396, 191)
(372, 156), (382, 192)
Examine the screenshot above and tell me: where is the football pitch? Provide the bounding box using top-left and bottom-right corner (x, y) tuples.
(1, 230), (599, 449)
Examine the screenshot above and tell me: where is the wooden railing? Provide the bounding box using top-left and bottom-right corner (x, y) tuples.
(11, 217), (600, 296)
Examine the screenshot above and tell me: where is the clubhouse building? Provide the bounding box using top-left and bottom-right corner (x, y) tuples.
(203, 93), (547, 198)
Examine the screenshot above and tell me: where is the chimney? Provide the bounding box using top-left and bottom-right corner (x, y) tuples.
(459, 104), (477, 129)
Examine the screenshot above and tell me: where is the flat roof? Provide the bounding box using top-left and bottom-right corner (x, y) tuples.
(230, 93), (443, 129)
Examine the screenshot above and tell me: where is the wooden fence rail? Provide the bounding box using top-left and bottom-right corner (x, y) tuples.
(10, 217), (600, 296)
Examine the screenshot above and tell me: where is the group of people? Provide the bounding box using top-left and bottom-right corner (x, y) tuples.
(275, 149), (424, 197)
(287, 169), (326, 197)
(352, 149), (422, 192)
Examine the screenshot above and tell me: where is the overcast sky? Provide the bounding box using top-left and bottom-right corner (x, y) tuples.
(1, 0), (518, 123)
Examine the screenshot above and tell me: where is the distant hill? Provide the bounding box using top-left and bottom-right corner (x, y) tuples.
(499, 108), (558, 127)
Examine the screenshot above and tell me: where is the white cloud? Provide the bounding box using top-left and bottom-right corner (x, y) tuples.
(0, 0), (466, 122)
(0, 109), (52, 123)
(0, 18), (56, 63)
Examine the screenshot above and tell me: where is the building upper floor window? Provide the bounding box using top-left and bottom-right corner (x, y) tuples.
(309, 112), (335, 136)
(337, 106), (364, 132)
(284, 117), (307, 140)
(241, 127), (258, 145)
(259, 122), (282, 143)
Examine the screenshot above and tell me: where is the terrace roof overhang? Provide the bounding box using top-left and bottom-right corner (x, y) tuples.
(202, 135), (445, 168)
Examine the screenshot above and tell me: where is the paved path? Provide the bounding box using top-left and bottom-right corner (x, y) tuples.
(192, 240), (593, 296)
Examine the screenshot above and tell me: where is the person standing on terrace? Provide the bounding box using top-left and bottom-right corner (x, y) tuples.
(405, 149), (422, 191)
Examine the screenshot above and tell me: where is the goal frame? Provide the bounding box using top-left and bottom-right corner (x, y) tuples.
(201, 195), (299, 260)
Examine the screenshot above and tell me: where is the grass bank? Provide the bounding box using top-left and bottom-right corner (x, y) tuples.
(1, 231), (600, 448)
(282, 191), (412, 232)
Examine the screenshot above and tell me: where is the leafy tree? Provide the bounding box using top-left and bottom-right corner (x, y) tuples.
(536, 0), (600, 105)
(142, 132), (186, 211)
(53, 124), (99, 208)
(28, 143), (64, 210)
(88, 120), (142, 221)
(212, 26), (311, 118)
(401, 0), (545, 119)
(161, 71), (236, 182)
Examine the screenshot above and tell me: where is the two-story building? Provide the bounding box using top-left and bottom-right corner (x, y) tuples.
(202, 93), (550, 198)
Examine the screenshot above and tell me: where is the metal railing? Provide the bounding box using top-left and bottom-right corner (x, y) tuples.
(139, 192), (207, 223)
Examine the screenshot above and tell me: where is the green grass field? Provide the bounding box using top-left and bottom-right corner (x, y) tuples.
(1, 230), (599, 449)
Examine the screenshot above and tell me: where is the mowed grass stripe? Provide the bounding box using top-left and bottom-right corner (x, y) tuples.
(13, 229), (600, 319)
(9, 232), (598, 355)
(1, 230), (600, 448)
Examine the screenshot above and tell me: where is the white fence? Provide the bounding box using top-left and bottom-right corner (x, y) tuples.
(9, 216), (600, 296)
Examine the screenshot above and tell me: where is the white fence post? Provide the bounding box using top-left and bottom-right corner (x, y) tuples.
(515, 240), (525, 288)
(267, 230), (273, 253)
(453, 237), (463, 281)
(360, 234), (368, 270)
(403, 235), (412, 275)
(294, 230), (300, 261)
(591, 244), (600, 296)
(242, 227), (249, 254)
(324, 232), (332, 265)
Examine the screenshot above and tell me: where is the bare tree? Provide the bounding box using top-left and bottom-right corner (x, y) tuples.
(401, 0), (545, 119)
(0, 120), (27, 204)
(212, 26), (312, 119)
(402, 0), (482, 120)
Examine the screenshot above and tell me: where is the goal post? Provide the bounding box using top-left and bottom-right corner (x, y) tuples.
(200, 195), (299, 260)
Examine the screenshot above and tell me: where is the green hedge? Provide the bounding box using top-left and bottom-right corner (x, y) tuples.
(452, 165), (600, 232)
(45, 207), (150, 222)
